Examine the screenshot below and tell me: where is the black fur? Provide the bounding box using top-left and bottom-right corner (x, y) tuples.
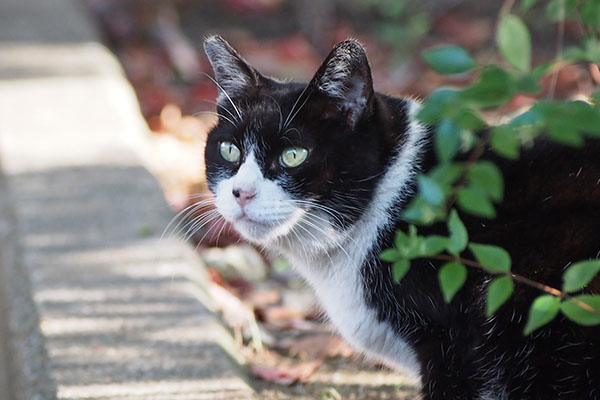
(203, 36), (600, 399)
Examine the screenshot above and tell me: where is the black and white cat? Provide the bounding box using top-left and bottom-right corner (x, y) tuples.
(202, 35), (600, 399)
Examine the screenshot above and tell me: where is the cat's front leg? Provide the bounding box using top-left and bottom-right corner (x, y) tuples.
(418, 343), (485, 400)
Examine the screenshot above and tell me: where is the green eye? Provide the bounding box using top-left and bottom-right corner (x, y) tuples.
(280, 147), (308, 168)
(219, 141), (241, 163)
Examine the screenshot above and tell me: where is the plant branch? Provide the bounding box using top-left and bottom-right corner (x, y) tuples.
(444, 132), (490, 212)
(429, 253), (600, 316)
(499, 0), (516, 16)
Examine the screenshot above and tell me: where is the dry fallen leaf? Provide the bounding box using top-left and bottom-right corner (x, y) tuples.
(251, 360), (322, 385)
(259, 305), (308, 323)
(277, 334), (354, 360)
(245, 288), (281, 309)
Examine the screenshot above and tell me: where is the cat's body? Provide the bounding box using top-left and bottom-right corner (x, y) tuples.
(202, 36), (600, 399)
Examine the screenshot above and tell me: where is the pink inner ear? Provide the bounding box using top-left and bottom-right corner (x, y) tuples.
(342, 77), (368, 128)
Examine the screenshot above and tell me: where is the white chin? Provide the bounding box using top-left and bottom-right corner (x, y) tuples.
(234, 219), (274, 243)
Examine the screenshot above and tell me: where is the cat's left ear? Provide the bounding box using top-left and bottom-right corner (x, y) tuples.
(309, 39), (374, 128)
(204, 35), (263, 102)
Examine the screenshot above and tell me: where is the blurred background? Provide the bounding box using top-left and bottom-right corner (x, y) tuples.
(83, 0), (592, 211)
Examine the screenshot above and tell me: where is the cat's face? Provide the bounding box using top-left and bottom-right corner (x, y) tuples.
(203, 36), (399, 248)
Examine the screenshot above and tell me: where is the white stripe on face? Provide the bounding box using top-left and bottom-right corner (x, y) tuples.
(213, 150), (302, 243)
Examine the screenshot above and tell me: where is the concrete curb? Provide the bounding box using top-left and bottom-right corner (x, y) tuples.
(0, 0), (256, 398)
(0, 162), (57, 400)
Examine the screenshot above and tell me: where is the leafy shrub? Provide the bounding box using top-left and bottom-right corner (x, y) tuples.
(381, 0), (600, 335)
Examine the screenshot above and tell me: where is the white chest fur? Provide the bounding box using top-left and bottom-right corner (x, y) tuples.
(288, 250), (421, 379)
(283, 101), (427, 379)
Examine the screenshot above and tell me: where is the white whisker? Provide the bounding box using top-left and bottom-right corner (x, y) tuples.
(195, 213), (226, 247)
(299, 216), (353, 265)
(264, 94), (284, 133)
(161, 199), (215, 239)
(283, 84), (310, 129)
(194, 110), (237, 127)
(294, 221), (335, 267)
(181, 211), (219, 242)
(202, 99), (238, 121)
(202, 72), (243, 121)
(284, 91), (312, 129)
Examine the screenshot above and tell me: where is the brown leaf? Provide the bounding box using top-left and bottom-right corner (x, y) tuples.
(251, 360), (322, 385)
(277, 334), (354, 360)
(259, 305), (307, 323)
(245, 288), (281, 309)
(262, 319), (325, 332)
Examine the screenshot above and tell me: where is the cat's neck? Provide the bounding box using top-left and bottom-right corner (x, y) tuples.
(346, 99), (428, 251)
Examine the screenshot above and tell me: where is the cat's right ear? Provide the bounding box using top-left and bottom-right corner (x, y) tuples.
(204, 35), (262, 102)
(308, 39), (374, 128)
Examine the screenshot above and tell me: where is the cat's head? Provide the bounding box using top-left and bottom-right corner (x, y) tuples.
(203, 36), (409, 249)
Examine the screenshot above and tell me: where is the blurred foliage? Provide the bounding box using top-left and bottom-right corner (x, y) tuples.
(358, 0), (431, 60)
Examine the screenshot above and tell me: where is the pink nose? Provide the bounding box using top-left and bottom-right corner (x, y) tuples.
(232, 188), (256, 206)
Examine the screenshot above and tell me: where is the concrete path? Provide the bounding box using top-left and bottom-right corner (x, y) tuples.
(0, 0), (256, 398)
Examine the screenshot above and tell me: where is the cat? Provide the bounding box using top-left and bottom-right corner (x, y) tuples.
(202, 35), (600, 399)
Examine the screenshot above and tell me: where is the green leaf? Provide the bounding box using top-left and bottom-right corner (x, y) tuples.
(562, 260), (600, 293)
(521, 0), (540, 12)
(582, 0), (600, 29)
(467, 161), (504, 202)
(548, 122), (584, 147)
(532, 100), (600, 143)
(408, 224), (418, 238)
(491, 126), (520, 159)
(394, 230), (409, 251)
(422, 45), (476, 74)
(469, 243), (511, 273)
(435, 119), (461, 162)
(560, 295), (600, 326)
(418, 175), (445, 206)
(439, 262), (468, 303)
(584, 37), (600, 63)
(401, 225), (424, 259)
(531, 61), (554, 81)
(523, 295), (560, 335)
(486, 276), (515, 317)
(392, 259), (411, 282)
(420, 235), (449, 257)
(509, 108), (544, 130)
(561, 46), (588, 62)
(402, 197), (441, 225)
(380, 248), (399, 262)
(497, 14), (531, 72)
(430, 163), (464, 187)
(545, 0), (577, 22)
(457, 186), (497, 218)
(417, 89), (461, 124)
(514, 75), (540, 94)
(461, 67), (516, 108)
(565, 101), (600, 136)
(447, 209), (468, 255)
(454, 108), (486, 131)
